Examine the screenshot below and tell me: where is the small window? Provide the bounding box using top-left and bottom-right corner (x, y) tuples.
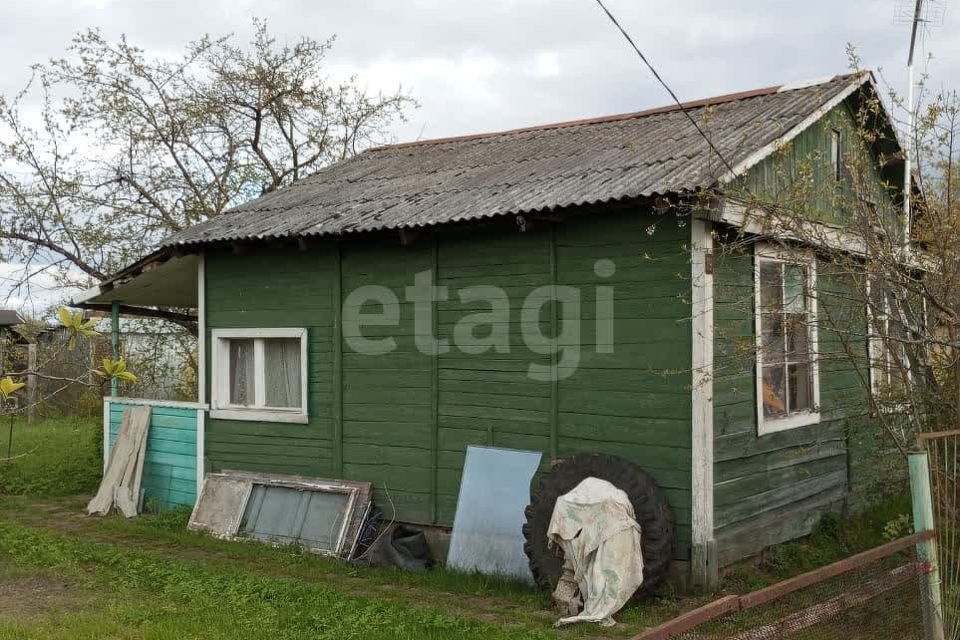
(211, 328), (307, 423)
(830, 129), (842, 181)
(755, 245), (820, 434)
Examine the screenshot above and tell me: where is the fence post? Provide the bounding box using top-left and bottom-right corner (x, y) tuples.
(909, 450), (946, 640)
(110, 301), (120, 397)
(25, 343), (36, 424)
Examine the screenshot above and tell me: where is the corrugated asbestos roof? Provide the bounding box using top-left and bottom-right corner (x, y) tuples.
(162, 73), (865, 247)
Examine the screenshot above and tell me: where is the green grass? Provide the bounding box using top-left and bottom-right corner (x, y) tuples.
(0, 416), (101, 497)
(0, 520), (555, 640)
(0, 494), (698, 636)
(0, 416), (921, 638)
(88, 502), (546, 605)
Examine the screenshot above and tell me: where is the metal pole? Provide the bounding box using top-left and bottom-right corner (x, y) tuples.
(110, 301), (120, 397)
(903, 0), (923, 250)
(904, 59), (915, 249)
(909, 450), (946, 640)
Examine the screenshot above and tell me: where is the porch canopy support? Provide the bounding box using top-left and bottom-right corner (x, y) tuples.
(68, 249), (203, 396)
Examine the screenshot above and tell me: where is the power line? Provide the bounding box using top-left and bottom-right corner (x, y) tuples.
(592, 0), (738, 177)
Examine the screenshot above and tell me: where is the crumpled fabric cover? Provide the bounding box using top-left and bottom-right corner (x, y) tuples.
(87, 405), (151, 518)
(547, 477), (644, 627)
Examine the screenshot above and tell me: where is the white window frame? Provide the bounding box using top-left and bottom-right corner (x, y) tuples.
(754, 244), (821, 435)
(210, 328), (308, 424)
(866, 279), (912, 404)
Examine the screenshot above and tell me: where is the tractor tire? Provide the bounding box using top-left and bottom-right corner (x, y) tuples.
(522, 453), (675, 599)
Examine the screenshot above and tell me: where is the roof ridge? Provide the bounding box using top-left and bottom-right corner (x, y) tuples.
(370, 73), (859, 152)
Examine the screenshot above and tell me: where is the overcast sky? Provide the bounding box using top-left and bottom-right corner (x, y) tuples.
(1, 0), (956, 313)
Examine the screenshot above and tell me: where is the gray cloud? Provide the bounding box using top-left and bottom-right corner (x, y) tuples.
(0, 0), (954, 309)
(2, 0), (953, 141)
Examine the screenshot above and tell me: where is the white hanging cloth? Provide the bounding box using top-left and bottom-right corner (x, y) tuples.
(547, 477), (645, 627)
(87, 405), (152, 518)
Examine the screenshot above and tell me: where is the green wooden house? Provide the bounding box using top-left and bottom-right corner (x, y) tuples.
(74, 71), (909, 588)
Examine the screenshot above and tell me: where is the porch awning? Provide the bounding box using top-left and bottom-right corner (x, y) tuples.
(71, 251), (199, 312)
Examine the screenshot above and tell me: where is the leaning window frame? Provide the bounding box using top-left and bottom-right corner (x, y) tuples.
(210, 327), (309, 424)
(188, 470), (373, 559)
(754, 244), (821, 435)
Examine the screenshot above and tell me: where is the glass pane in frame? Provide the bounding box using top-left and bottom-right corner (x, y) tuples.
(229, 339), (255, 406)
(760, 313), (786, 363)
(762, 365), (787, 418)
(759, 261), (783, 312)
(264, 337), (302, 409)
(788, 362), (813, 412)
(784, 313), (809, 359)
(783, 263), (807, 314)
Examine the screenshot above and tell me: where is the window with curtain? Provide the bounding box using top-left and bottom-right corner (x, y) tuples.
(211, 328), (307, 423)
(756, 247), (820, 434)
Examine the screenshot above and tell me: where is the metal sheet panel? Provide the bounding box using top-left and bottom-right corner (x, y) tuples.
(447, 445), (543, 581)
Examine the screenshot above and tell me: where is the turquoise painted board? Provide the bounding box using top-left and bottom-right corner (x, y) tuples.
(107, 402), (199, 510)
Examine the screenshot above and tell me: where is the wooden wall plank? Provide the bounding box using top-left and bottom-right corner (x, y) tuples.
(203, 207), (696, 558)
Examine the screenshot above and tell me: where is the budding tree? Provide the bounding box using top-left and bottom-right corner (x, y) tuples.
(0, 18), (413, 310)
(714, 64), (959, 458)
(0, 19), (414, 404)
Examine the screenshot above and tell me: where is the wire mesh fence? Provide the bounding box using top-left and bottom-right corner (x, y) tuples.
(922, 431), (960, 640)
(638, 533), (936, 640)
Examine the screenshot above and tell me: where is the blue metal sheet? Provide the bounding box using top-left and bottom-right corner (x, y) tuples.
(446, 445), (542, 581)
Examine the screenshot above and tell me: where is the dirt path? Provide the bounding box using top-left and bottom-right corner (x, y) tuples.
(0, 567), (94, 621)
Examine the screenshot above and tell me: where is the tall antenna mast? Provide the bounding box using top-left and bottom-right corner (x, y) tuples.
(895, 0), (946, 247)
(904, 0), (923, 248)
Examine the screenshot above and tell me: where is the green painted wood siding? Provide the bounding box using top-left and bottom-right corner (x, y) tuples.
(712, 98), (905, 565)
(204, 246), (338, 478)
(204, 206), (695, 560)
(712, 245), (852, 564)
(741, 100), (900, 234)
(711, 249), (887, 563)
(108, 402), (198, 509)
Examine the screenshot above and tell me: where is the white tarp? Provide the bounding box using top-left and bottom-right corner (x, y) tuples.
(547, 477), (644, 627)
(87, 404), (151, 518)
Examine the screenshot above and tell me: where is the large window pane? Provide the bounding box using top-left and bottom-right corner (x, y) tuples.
(240, 485), (349, 553)
(264, 337), (302, 409)
(229, 339), (255, 406)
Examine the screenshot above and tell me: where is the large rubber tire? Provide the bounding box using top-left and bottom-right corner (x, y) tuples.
(522, 453), (675, 599)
